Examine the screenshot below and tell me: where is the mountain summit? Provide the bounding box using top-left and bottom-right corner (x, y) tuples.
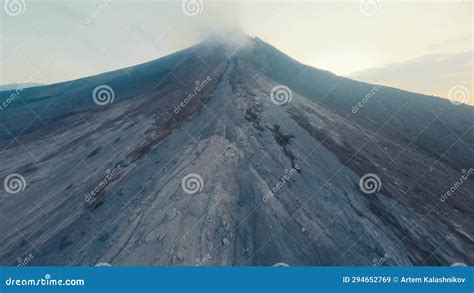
(0, 32), (472, 266)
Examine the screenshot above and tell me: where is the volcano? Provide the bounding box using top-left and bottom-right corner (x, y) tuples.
(0, 31), (473, 266)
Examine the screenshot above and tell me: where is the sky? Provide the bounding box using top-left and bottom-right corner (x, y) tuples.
(0, 0), (472, 104)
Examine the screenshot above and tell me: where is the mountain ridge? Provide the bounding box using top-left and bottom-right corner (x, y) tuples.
(0, 31), (472, 266)
(2, 32), (471, 108)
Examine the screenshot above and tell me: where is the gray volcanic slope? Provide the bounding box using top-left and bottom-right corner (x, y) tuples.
(0, 32), (473, 266)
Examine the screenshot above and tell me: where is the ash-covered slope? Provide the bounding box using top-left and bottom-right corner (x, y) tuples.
(0, 31), (472, 266)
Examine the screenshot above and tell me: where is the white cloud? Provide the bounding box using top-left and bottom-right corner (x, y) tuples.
(349, 51), (473, 105)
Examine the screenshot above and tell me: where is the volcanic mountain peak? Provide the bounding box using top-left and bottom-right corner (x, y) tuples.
(205, 28), (252, 44)
(0, 35), (472, 266)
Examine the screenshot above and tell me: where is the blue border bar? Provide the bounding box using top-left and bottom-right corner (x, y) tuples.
(1, 266), (472, 292)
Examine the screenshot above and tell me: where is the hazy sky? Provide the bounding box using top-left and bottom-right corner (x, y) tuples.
(0, 0), (472, 104)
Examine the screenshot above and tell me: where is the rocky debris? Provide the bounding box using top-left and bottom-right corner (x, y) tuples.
(0, 32), (472, 267)
(222, 238), (230, 247)
(266, 124), (301, 172)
